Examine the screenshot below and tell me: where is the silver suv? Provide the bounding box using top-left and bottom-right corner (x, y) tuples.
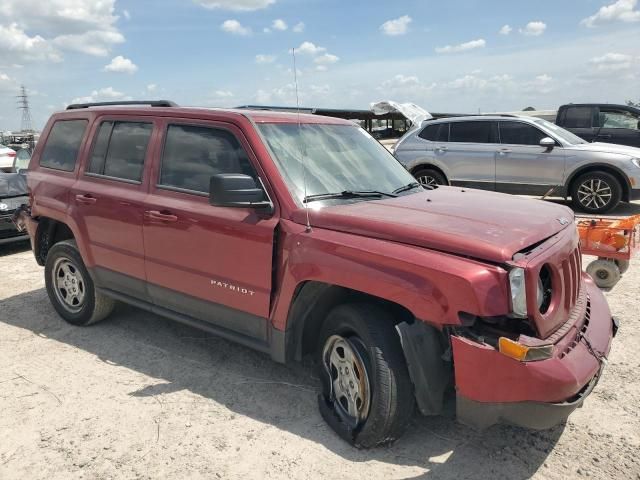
(393, 115), (640, 213)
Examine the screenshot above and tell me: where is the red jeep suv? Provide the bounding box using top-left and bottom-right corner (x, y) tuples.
(16, 101), (617, 448)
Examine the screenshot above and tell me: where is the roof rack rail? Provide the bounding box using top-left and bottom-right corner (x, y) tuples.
(66, 100), (178, 110)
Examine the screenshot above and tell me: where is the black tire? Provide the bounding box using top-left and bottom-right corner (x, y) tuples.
(586, 259), (621, 289)
(317, 303), (414, 448)
(570, 171), (622, 214)
(413, 167), (447, 189)
(45, 240), (115, 326)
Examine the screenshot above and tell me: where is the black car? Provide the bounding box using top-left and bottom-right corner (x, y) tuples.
(556, 103), (640, 147)
(0, 173), (29, 245)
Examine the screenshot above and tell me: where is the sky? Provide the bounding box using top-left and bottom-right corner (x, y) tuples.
(0, 0), (639, 131)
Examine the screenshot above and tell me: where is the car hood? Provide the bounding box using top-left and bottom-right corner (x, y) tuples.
(567, 142), (640, 157)
(0, 173), (27, 198)
(291, 187), (574, 263)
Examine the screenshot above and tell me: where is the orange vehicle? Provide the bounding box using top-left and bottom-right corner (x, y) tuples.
(577, 215), (640, 288)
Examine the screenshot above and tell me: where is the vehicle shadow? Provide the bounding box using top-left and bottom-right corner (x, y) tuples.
(0, 288), (563, 479)
(0, 239), (30, 258)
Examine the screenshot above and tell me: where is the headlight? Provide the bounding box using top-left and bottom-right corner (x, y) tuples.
(632, 158), (640, 168)
(509, 268), (528, 317)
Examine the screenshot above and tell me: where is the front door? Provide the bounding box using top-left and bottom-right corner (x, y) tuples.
(596, 107), (640, 147)
(442, 120), (498, 191)
(495, 120), (566, 196)
(142, 119), (278, 341)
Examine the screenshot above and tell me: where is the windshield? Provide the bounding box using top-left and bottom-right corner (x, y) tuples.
(257, 123), (417, 203)
(532, 118), (588, 145)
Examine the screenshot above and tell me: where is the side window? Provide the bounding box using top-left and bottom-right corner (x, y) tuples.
(563, 107), (593, 128)
(159, 124), (257, 194)
(87, 121), (153, 182)
(449, 121), (497, 143)
(499, 121), (549, 146)
(600, 110), (640, 130)
(418, 123), (449, 142)
(40, 120), (88, 172)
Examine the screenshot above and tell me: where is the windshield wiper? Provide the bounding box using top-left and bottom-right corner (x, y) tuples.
(303, 190), (397, 204)
(392, 182), (422, 194)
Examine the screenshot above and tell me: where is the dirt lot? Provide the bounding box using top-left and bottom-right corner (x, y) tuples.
(1, 212), (639, 479)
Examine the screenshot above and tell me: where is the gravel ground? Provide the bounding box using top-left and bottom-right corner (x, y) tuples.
(1, 207), (639, 480)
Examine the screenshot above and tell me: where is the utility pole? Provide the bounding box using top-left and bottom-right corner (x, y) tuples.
(17, 85), (33, 132)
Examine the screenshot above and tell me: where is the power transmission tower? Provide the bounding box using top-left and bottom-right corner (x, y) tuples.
(17, 85), (33, 132)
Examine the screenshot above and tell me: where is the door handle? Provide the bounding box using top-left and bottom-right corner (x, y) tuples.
(597, 134), (612, 139)
(147, 210), (178, 222)
(436, 146), (448, 152)
(498, 149), (512, 155)
(75, 194), (97, 205)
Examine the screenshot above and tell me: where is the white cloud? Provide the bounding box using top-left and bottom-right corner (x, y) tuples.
(263, 28), (271, 33)
(214, 90), (234, 97)
(123, 9), (131, 20)
(499, 24), (512, 35)
(379, 74), (437, 97)
(314, 53), (339, 65)
(0, 0), (125, 58)
(522, 74), (553, 94)
(589, 52), (634, 72)
(103, 55), (138, 74)
(380, 15), (412, 36)
(435, 39), (486, 54)
(445, 73), (514, 91)
(315, 65), (328, 72)
(194, 0), (275, 11)
(293, 22), (305, 33)
(582, 0), (640, 27)
(0, 23), (61, 62)
(295, 41), (326, 55)
(146, 84), (157, 93)
(221, 19), (252, 36)
(272, 19), (287, 31)
(520, 21), (547, 36)
(256, 54), (276, 64)
(70, 86), (129, 104)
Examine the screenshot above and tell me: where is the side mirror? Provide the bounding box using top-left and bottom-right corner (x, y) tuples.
(209, 174), (272, 212)
(540, 137), (556, 149)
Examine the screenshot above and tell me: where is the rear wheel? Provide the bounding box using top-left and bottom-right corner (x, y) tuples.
(317, 304), (414, 448)
(570, 171), (622, 214)
(45, 240), (115, 326)
(413, 168), (447, 189)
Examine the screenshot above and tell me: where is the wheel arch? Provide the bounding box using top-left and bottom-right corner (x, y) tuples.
(33, 217), (76, 266)
(566, 164), (631, 202)
(410, 164), (449, 185)
(284, 281), (415, 363)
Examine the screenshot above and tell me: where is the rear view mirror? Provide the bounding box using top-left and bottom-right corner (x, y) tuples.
(540, 137), (556, 149)
(209, 174), (272, 212)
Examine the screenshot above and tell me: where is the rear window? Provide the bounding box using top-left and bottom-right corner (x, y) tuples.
(87, 121), (153, 182)
(419, 123), (449, 142)
(39, 120), (88, 172)
(450, 121), (497, 143)
(563, 107), (593, 128)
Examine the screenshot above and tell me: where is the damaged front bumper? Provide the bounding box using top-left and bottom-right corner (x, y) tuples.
(452, 274), (616, 430)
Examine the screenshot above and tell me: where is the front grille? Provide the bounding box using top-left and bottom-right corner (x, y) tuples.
(560, 295), (591, 359)
(0, 212), (22, 239)
(561, 247), (582, 311)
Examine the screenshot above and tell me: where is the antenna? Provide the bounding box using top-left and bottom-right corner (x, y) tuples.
(17, 85), (33, 132)
(292, 48), (311, 232)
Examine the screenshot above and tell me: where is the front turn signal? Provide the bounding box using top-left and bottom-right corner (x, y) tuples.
(498, 337), (553, 362)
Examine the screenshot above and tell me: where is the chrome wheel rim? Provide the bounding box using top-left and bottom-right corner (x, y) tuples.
(577, 179), (612, 210)
(322, 335), (371, 427)
(52, 257), (86, 313)
(417, 175), (439, 189)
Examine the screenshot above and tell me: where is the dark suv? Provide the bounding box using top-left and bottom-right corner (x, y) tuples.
(556, 103), (640, 147)
(16, 101), (616, 447)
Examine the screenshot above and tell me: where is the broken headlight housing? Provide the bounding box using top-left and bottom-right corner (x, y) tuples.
(509, 267), (544, 318)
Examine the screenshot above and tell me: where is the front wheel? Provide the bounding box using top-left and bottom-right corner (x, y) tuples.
(317, 304), (414, 448)
(570, 171), (622, 214)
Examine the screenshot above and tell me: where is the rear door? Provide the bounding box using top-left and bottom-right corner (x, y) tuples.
(142, 119), (279, 341)
(596, 107), (640, 147)
(440, 120), (497, 190)
(70, 117), (156, 300)
(495, 121), (566, 195)
(559, 106), (596, 142)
